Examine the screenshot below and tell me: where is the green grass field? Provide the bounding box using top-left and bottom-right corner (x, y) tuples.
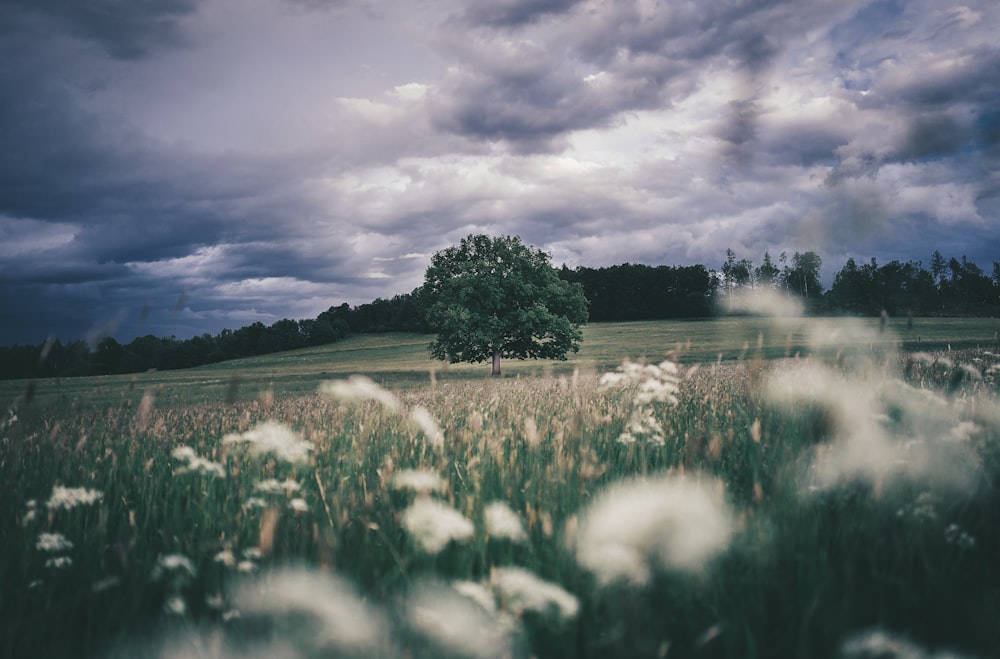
(4, 317), (997, 408)
(1, 317), (999, 658)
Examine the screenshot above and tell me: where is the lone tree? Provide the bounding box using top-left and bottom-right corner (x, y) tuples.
(420, 234), (589, 376)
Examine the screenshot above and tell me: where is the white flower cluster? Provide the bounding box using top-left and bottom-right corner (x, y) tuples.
(490, 566), (578, 621)
(483, 502), (527, 543)
(396, 470), (528, 553)
(37, 531), (75, 569)
(222, 421), (313, 464)
(318, 375), (401, 412)
(573, 474), (733, 586)
(600, 359), (680, 446)
(46, 485), (104, 511)
(171, 445), (225, 478)
(402, 498), (475, 554)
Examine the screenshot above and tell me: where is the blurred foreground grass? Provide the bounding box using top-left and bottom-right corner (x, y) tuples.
(1, 316), (999, 658)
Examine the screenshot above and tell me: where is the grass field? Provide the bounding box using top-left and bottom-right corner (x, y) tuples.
(1, 316), (999, 658)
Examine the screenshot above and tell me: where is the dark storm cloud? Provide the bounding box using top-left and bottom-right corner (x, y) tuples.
(459, 0), (584, 27)
(434, 0), (852, 150)
(0, 0), (196, 60)
(896, 114), (967, 161)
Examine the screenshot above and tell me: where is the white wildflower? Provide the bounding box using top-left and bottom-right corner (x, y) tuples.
(172, 445), (225, 478)
(574, 474), (733, 586)
(164, 595), (187, 616)
(254, 478), (301, 495)
(318, 375), (401, 412)
(244, 497), (268, 510)
(214, 549), (236, 567)
(839, 627), (974, 659)
(598, 372), (629, 389)
(944, 523), (976, 550)
(636, 378), (679, 405)
(237, 561), (258, 573)
(948, 421), (980, 442)
(22, 499), (38, 526)
(151, 553), (196, 586)
(45, 556), (73, 569)
(233, 567), (389, 654)
(392, 469), (447, 494)
(484, 501), (527, 543)
(222, 421), (313, 464)
(402, 498), (475, 554)
(170, 445), (198, 463)
(410, 405), (445, 447)
(406, 581), (516, 659)
(289, 498), (309, 513)
(452, 580), (497, 614)
(491, 567), (579, 621)
(37, 532), (73, 553)
(46, 485), (104, 511)
(243, 547), (263, 560)
(615, 432), (637, 445)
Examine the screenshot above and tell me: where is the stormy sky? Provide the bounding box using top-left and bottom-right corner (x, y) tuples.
(1, 0), (998, 346)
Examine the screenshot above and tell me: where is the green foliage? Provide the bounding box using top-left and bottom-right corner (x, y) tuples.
(420, 234), (589, 372)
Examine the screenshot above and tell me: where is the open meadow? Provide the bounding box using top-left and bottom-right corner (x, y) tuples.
(2, 316), (1000, 658)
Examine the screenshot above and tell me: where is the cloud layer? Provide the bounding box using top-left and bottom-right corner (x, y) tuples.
(2, 0), (998, 344)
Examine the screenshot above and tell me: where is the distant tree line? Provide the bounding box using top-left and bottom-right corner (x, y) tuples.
(715, 249), (1000, 318)
(557, 263), (717, 320)
(0, 294), (427, 380)
(2, 251), (998, 380)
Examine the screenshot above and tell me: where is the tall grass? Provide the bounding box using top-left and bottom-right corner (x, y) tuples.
(2, 320), (999, 658)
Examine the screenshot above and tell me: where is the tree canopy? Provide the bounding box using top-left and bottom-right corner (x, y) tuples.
(419, 234), (589, 376)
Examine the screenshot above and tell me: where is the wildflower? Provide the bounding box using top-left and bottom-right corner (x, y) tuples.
(944, 523), (976, 550)
(232, 568), (389, 655)
(573, 474), (733, 586)
(318, 375), (401, 412)
(410, 405), (445, 447)
(46, 485), (104, 511)
(22, 499), (38, 526)
(244, 497), (268, 510)
(164, 595), (187, 616)
(402, 498), (475, 554)
(214, 549), (236, 567)
(406, 580), (516, 659)
(392, 469), (447, 494)
(237, 561), (258, 573)
(452, 580), (497, 613)
(171, 446), (197, 463)
(484, 502), (527, 543)
(636, 378), (679, 405)
(45, 556), (73, 569)
(171, 445), (225, 478)
(222, 421), (313, 464)
(37, 532), (73, 553)
(254, 478), (301, 495)
(948, 421), (980, 442)
(839, 627), (971, 659)
(491, 567), (579, 621)
(151, 553), (196, 588)
(289, 498), (309, 513)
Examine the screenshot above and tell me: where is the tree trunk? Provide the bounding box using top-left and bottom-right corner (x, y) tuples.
(491, 349), (502, 377)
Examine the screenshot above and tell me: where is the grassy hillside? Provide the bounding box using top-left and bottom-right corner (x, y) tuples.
(3, 317), (997, 409)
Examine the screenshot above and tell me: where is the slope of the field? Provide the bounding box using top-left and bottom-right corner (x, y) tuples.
(2, 317), (997, 408)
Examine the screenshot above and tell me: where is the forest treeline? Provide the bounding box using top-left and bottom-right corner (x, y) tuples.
(2, 250), (998, 379)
